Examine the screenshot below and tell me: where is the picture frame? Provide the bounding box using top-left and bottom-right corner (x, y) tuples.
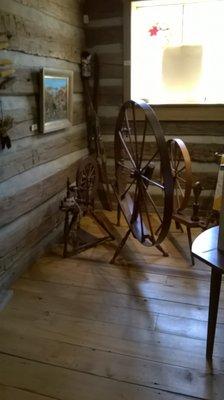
(40, 68), (73, 134)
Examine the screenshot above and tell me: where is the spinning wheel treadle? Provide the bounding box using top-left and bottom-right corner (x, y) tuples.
(167, 138), (192, 213)
(111, 99), (173, 263)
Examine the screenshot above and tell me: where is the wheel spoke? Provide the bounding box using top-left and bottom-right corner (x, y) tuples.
(124, 110), (136, 160)
(177, 165), (186, 174)
(140, 183), (155, 244)
(121, 178), (136, 200)
(142, 181), (163, 223)
(130, 183), (139, 224)
(142, 150), (159, 172)
(175, 186), (181, 209)
(173, 142), (178, 168)
(117, 161), (134, 174)
(176, 175), (186, 184)
(141, 175), (164, 190)
(176, 179), (184, 199)
(118, 130), (137, 169)
(170, 141), (176, 168)
(139, 116), (147, 169)
(175, 150), (182, 170)
(138, 190), (146, 242)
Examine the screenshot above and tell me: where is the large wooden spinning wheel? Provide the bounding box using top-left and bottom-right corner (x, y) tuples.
(167, 138), (192, 213)
(111, 99), (174, 263)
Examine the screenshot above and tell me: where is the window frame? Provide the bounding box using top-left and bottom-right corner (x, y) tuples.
(123, 0), (224, 120)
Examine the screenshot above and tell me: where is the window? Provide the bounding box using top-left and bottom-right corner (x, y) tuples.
(131, 0), (224, 104)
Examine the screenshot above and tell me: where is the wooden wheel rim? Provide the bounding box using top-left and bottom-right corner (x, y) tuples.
(114, 99), (173, 246)
(168, 138), (192, 212)
(76, 156), (99, 204)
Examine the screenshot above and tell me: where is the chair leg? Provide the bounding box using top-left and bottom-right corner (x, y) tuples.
(186, 226), (194, 265)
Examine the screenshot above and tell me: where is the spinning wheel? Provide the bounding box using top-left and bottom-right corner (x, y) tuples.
(111, 99), (173, 263)
(76, 156), (99, 207)
(60, 156), (113, 257)
(167, 138), (192, 212)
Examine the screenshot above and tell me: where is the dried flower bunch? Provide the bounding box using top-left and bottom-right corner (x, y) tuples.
(0, 102), (13, 150)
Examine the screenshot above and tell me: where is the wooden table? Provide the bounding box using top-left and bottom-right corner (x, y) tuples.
(192, 226), (224, 359)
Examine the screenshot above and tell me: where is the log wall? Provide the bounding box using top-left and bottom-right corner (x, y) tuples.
(0, 0), (88, 288)
(85, 0), (224, 209)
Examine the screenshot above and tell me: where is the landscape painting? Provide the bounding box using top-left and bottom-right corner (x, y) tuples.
(40, 68), (73, 134)
(45, 76), (68, 122)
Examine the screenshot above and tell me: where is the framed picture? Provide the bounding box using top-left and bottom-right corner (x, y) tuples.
(40, 68), (73, 134)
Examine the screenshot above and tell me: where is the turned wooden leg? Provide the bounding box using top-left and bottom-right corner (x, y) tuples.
(206, 268), (222, 360)
(63, 211), (70, 258)
(186, 226), (194, 265)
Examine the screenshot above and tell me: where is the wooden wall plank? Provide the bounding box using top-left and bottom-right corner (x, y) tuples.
(14, 0), (84, 27)
(85, 0), (122, 20)
(0, 0), (86, 289)
(0, 67), (83, 96)
(0, 190), (65, 273)
(100, 118), (224, 136)
(0, 223), (63, 290)
(103, 140), (222, 163)
(0, 149), (88, 227)
(86, 26), (122, 47)
(1, 95), (85, 141)
(0, 124), (87, 182)
(0, 0), (84, 62)
(98, 85), (122, 106)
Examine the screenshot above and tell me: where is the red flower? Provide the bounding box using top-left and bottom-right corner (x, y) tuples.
(148, 25), (159, 36)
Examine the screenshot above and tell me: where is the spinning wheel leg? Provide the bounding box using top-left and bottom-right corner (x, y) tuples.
(117, 205), (121, 226)
(110, 229), (131, 264)
(175, 221), (184, 232)
(156, 244), (169, 257)
(90, 211), (114, 240)
(63, 211), (70, 258)
(186, 226), (195, 265)
(63, 213), (78, 258)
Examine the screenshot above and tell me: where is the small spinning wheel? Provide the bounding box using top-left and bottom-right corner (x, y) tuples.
(167, 138), (192, 213)
(111, 100), (173, 263)
(60, 155), (113, 258)
(75, 156), (99, 208)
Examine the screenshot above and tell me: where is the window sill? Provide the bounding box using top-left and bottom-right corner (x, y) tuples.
(149, 104), (224, 121)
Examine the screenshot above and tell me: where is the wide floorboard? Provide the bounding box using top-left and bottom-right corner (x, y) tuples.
(0, 212), (224, 399)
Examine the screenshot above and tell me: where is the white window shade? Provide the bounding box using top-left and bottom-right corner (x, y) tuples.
(131, 0), (224, 104)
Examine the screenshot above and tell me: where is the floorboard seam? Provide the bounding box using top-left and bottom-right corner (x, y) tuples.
(0, 351), (213, 400)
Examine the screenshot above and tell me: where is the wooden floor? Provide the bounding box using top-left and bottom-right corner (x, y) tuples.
(0, 212), (224, 399)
